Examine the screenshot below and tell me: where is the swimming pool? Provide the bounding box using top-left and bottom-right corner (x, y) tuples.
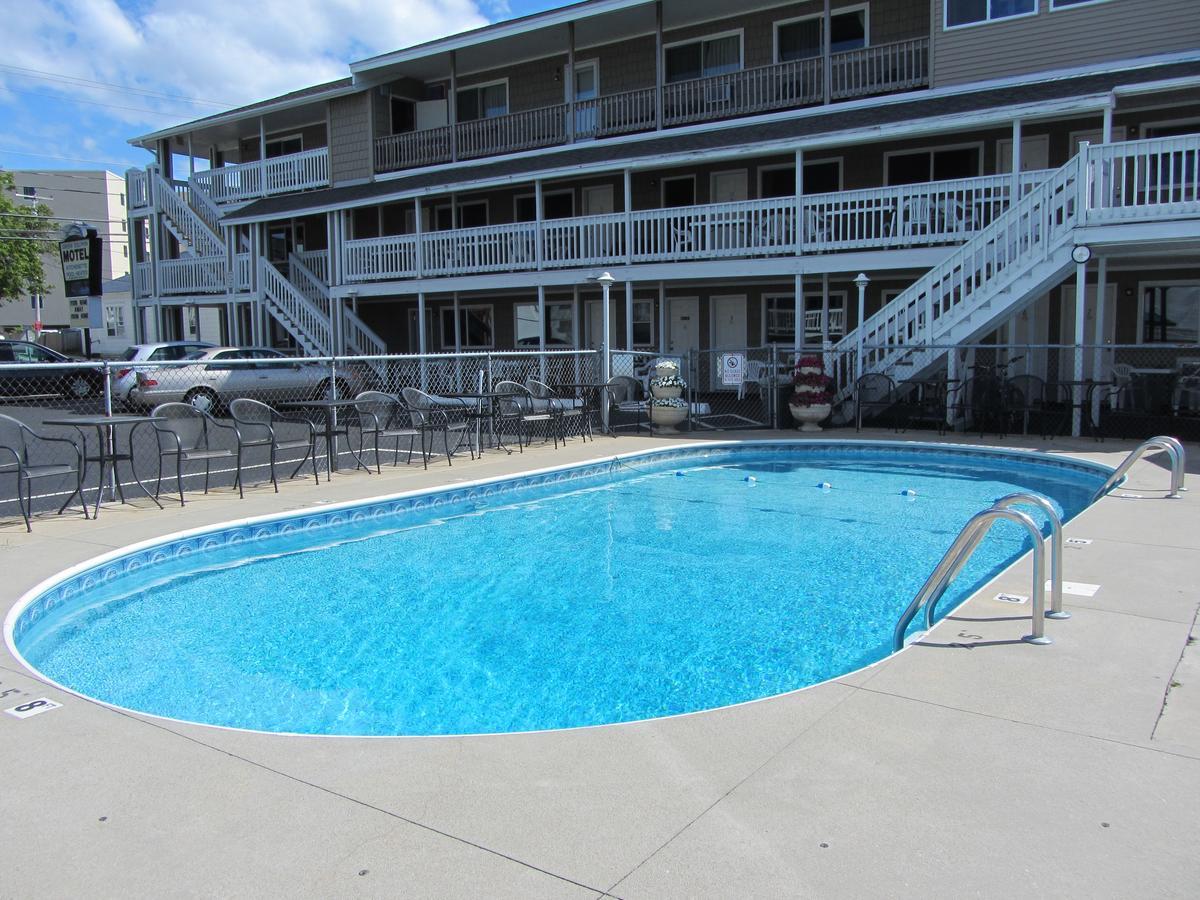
(8, 441), (1109, 737)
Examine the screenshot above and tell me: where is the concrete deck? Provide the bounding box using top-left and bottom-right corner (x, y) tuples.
(1, 431), (1197, 898)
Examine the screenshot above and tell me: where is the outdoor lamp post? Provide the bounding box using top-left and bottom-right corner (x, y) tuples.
(854, 272), (869, 383)
(592, 272), (616, 386)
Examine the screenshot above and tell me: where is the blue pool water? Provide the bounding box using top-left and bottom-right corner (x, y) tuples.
(11, 443), (1106, 736)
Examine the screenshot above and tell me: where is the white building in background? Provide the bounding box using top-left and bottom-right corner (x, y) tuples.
(1, 170), (130, 348)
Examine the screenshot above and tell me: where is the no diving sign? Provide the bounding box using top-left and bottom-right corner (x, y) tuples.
(720, 352), (745, 385)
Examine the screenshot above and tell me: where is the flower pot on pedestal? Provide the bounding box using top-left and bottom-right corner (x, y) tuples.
(789, 402), (832, 431)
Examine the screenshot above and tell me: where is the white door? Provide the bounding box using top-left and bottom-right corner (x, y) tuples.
(582, 185), (614, 215)
(1061, 284), (1117, 380)
(998, 135), (1050, 173)
(584, 299), (617, 350)
(710, 295), (747, 390)
(570, 62), (599, 137)
(668, 297), (700, 383)
(710, 170), (748, 203)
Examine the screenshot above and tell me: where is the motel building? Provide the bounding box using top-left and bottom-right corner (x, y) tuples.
(124, 0), (1200, 431)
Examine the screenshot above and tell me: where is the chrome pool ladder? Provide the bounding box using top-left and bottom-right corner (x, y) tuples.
(892, 492), (1064, 652)
(1092, 436), (1187, 503)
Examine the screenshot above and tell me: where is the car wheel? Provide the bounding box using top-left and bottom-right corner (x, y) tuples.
(316, 378), (351, 401)
(184, 387), (220, 415)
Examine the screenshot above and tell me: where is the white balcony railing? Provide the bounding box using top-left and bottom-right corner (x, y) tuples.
(126, 168), (151, 210)
(340, 171), (1055, 283)
(158, 257), (227, 295)
(133, 262), (152, 297)
(190, 147), (330, 204)
(830, 37), (930, 101)
(234, 253), (252, 292)
(662, 57), (823, 127)
(1085, 134), (1200, 222)
(294, 249), (330, 284)
(373, 38), (929, 173)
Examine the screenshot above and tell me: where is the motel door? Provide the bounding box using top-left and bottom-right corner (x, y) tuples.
(710, 295), (747, 390)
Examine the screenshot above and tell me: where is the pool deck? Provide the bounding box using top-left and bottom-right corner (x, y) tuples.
(1, 431), (1197, 898)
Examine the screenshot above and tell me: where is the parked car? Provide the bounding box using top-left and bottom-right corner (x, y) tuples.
(112, 341), (216, 406)
(129, 347), (358, 414)
(0, 340), (105, 401)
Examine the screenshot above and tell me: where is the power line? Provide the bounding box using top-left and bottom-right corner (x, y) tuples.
(0, 64), (233, 107)
(0, 147), (141, 167)
(2, 84), (201, 118)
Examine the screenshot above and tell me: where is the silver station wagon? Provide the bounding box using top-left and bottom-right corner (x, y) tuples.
(129, 347), (358, 414)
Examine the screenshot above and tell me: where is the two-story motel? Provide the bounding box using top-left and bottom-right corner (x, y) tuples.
(124, 0), (1200, 406)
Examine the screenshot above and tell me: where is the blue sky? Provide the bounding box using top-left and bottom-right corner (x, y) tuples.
(0, 0), (568, 178)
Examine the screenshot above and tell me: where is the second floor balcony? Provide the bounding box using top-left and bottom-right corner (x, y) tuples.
(190, 147), (331, 204)
(374, 38), (930, 175)
(342, 168), (1042, 284)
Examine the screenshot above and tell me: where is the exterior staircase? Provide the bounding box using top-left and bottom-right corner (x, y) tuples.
(830, 133), (1200, 420)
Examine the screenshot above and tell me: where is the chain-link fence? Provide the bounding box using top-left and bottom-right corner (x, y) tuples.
(0, 350), (600, 524)
(825, 343), (1200, 440)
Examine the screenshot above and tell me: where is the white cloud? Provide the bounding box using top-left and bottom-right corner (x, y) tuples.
(1, 0), (492, 132)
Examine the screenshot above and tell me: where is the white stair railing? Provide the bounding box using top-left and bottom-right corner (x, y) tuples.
(343, 307), (388, 360)
(831, 153), (1082, 392)
(259, 259), (332, 356)
(152, 170), (224, 257)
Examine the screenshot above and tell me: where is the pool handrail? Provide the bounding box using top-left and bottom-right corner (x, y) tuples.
(892, 505), (1049, 652)
(991, 492), (1067, 620)
(1091, 436), (1186, 503)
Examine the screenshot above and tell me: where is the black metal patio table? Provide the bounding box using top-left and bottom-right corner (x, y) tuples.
(278, 399), (371, 475)
(44, 414), (164, 517)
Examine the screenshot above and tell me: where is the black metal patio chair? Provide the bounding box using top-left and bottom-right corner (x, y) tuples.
(146, 403), (238, 505)
(527, 378), (590, 442)
(493, 380), (561, 451)
(352, 391), (422, 471)
(229, 399), (320, 491)
(0, 413), (87, 531)
(400, 387), (474, 468)
(855, 373), (902, 431)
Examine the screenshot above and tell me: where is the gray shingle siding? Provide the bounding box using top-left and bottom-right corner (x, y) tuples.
(329, 93), (373, 185)
(934, 0), (1200, 87)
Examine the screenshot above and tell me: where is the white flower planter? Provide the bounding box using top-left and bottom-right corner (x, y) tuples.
(651, 384), (683, 399)
(789, 402), (831, 432)
(650, 404), (688, 433)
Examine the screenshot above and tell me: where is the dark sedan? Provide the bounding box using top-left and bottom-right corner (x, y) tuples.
(0, 340), (104, 400)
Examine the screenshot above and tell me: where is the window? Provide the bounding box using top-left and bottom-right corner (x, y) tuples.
(119, 192), (126, 206)
(456, 82), (507, 122)
(440, 306), (493, 349)
(633, 300), (655, 348)
(265, 134), (303, 158)
(776, 8), (867, 62)
(946, 0), (1036, 28)
(105, 305), (126, 337)
(886, 145), (981, 184)
(514, 301), (574, 347)
(352, 207), (380, 239)
(514, 191), (573, 222)
(1141, 285), (1199, 344)
(123, 245), (128, 258)
(665, 33), (741, 83)
(760, 160), (843, 198)
(390, 97), (415, 134)
(11, 343), (57, 363)
(661, 176), (695, 208)
(1051, 0), (1111, 7)
(764, 294), (847, 343)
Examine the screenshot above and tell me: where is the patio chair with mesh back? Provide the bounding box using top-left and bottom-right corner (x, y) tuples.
(400, 387), (474, 468)
(0, 413), (87, 531)
(229, 399), (319, 491)
(603, 375), (650, 433)
(855, 374), (900, 431)
(955, 375), (1011, 437)
(527, 379), (589, 442)
(353, 391), (421, 471)
(148, 402), (238, 504)
(494, 380), (560, 451)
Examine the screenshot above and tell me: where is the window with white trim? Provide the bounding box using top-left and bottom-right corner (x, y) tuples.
(1141, 284), (1199, 344)
(514, 301), (574, 347)
(633, 299), (655, 349)
(945, 0), (1035, 28)
(886, 145), (981, 184)
(456, 82), (507, 122)
(1051, 0), (1112, 8)
(265, 134), (303, 158)
(665, 33), (742, 82)
(776, 8), (867, 62)
(440, 305), (494, 349)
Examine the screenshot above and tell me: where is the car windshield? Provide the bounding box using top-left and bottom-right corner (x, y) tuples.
(121, 347), (139, 361)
